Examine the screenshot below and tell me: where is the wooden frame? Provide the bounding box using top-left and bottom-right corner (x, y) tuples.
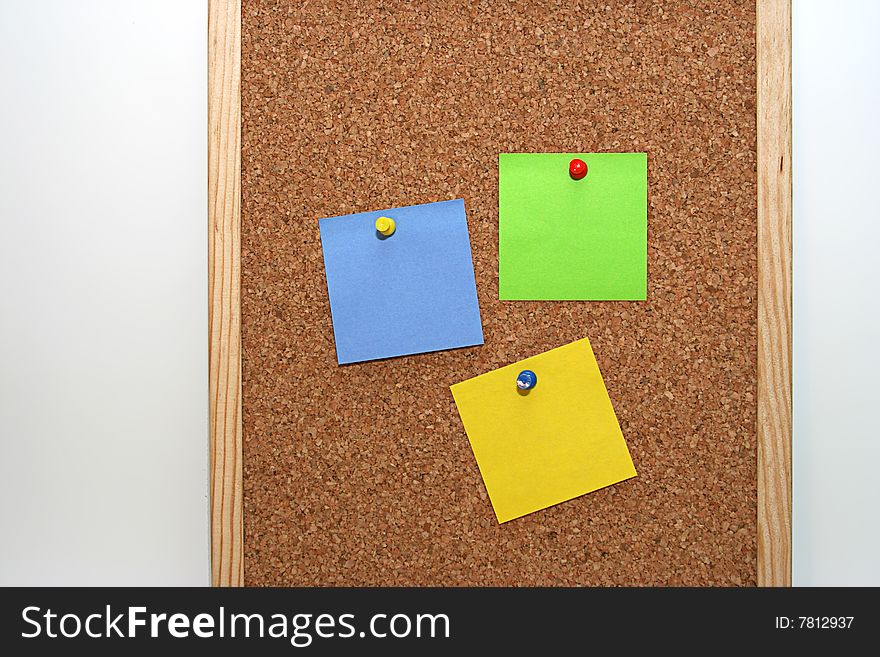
(207, 0), (792, 587)
(756, 0), (793, 587)
(208, 0), (243, 587)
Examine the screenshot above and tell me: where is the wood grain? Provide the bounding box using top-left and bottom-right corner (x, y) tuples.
(756, 0), (792, 587)
(208, 0), (243, 587)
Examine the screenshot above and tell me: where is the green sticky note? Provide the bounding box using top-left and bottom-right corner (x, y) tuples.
(498, 153), (647, 300)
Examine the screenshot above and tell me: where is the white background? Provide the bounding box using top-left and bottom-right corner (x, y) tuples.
(0, 1), (209, 585)
(0, 0), (877, 586)
(793, 0), (880, 585)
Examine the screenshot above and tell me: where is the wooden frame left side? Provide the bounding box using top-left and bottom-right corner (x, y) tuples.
(209, 0), (243, 587)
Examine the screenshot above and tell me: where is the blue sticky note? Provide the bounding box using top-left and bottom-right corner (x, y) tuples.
(319, 199), (484, 364)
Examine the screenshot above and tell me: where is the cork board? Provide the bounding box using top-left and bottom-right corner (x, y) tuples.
(238, 0), (759, 586)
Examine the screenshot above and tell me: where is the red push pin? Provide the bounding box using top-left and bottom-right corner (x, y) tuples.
(569, 158), (588, 180)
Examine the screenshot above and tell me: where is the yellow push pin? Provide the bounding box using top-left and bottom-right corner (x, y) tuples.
(375, 216), (396, 237)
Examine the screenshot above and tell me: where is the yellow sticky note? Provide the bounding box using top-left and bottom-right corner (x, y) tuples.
(450, 338), (636, 523)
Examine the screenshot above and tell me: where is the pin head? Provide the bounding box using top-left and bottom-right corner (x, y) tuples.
(375, 216), (396, 237)
(569, 158), (588, 180)
(516, 370), (538, 391)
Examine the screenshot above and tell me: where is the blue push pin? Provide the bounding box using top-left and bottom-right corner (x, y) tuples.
(516, 369), (537, 391)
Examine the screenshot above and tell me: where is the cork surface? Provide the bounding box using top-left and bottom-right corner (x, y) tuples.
(240, 0), (757, 585)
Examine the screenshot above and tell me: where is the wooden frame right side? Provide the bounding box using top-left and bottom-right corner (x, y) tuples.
(756, 0), (793, 587)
